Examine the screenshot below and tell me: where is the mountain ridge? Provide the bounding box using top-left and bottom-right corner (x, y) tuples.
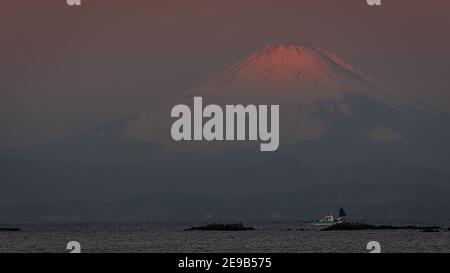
(3, 43), (450, 168)
(192, 43), (430, 114)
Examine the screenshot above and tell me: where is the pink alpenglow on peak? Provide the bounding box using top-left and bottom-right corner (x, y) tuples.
(121, 43), (432, 153)
(194, 43), (423, 113)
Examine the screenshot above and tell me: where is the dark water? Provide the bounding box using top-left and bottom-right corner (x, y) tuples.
(1, 221), (449, 253)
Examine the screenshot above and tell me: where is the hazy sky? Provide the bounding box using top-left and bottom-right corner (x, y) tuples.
(1, 0), (450, 149)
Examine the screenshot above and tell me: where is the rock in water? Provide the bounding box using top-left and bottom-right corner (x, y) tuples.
(321, 222), (441, 231)
(0, 227), (21, 232)
(185, 223), (255, 231)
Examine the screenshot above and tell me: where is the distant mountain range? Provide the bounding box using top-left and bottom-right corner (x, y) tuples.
(1, 156), (450, 222)
(1, 43), (450, 222)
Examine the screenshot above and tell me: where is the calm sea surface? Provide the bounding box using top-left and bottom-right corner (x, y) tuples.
(1, 221), (449, 253)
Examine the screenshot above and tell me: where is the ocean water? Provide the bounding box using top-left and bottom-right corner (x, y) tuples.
(1, 221), (449, 253)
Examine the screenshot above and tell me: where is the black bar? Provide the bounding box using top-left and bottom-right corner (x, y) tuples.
(0, 253), (448, 272)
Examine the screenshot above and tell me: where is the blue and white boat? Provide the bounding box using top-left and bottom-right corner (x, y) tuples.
(309, 208), (347, 226)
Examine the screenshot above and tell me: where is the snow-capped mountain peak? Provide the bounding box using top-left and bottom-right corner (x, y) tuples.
(121, 43), (435, 152)
(193, 43), (426, 114)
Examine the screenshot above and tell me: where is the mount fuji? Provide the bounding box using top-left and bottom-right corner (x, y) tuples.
(5, 43), (450, 168)
(115, 43), (447, 166)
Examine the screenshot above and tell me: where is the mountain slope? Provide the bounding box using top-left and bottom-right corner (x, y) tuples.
(4, 43), (450, 168)
(121, 43), (444, 157)
(194, 43), (426, 113)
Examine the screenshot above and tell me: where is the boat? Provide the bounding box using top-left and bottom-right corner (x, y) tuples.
(309, 208), (347, 226)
